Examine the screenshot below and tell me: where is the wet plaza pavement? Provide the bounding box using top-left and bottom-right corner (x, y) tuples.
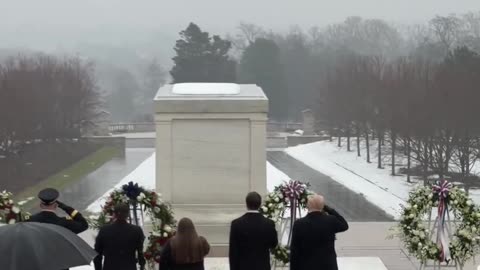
(60, 148), (154, 211)
(267, 151), (394, 221)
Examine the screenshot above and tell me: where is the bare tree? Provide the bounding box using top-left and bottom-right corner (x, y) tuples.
(0, 54), (102, 156)
(430, 15), (463, 51)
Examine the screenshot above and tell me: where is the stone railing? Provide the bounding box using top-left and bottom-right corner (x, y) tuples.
(267, 121), (302, 132)
(286, 135), (330, 147)
(108, 122), (155, 133)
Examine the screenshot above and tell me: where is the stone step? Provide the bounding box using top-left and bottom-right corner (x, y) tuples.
(73, 257), (389, 270)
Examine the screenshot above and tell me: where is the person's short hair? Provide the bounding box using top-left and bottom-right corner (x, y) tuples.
(245, 192), (262, 210)
(307, 194), (325, 212)
(114, 203), (130, 220)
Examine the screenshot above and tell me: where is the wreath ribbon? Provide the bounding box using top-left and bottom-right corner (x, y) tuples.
(281, 180), (305, 244)
(433, 179), (453, 263)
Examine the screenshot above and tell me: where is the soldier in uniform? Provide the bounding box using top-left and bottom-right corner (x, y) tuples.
(28, 188), (89, 234)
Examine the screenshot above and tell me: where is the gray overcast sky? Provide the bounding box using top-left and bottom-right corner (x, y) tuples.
(2, 0), (480, 33)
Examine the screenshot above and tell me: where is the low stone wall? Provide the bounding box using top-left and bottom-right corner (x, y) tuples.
(286, 135), (329, 147)
(267, 136), (287, 149)
(108, 122), (155, 133)
(267, 122), (302, 132)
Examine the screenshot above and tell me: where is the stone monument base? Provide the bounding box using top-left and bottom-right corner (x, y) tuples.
(173, 204), (246, 257)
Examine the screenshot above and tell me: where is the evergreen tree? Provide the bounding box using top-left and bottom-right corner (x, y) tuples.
(142, 58), (167, 101)
(107, 69), (138, 121)
(239, 38), (287, 120)
(170, 23), (236, 83)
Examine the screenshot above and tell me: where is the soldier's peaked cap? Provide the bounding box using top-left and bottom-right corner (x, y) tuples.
(38, 188), (59, 205)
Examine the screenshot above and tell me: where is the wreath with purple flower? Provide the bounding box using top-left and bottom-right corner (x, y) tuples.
(0, 191), (32, 224)
(260, 180), (313, 265)
(89, 182), (176, 268)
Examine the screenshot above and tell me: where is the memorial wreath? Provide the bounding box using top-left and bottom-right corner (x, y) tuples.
(90, 182), (176, 267)
(393, 180), (480, 267)
(0, 191), (31, 224)
(260, 180), (313, 265)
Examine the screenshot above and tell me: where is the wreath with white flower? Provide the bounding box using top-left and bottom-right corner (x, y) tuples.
(260, 180), (313, 265)
(0, 191), (32, 224)
(393, 180), (480, 267)
(89, 182), (176, 268)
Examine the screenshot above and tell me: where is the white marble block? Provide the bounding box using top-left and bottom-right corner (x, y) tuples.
(154, 83), (268, 248)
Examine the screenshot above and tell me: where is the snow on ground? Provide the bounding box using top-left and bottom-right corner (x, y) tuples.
(285, 139), (480, 219)
(86, 154), (290, 213)
(285, 140), (409, 219)
(471, 189), (480, 205)
(267, 161), (290, 192)
(172, 83), (240, 95)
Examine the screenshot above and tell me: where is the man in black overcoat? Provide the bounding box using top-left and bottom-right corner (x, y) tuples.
(28, 188), (89, 234)
(229, 191), (278, 270)
(94, 203), (146, 270)
(290, 194), (349, 270)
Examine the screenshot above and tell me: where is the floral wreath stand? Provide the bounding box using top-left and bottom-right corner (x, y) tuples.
(273, 209), (303, 270)
(421, 208), (460, 270)
(122, 182), (146, 226)
(396, 180), (480, 270)
(260, 180), (312, 269)
(0, 191), (32, 224)
(90, 182), (176, 269)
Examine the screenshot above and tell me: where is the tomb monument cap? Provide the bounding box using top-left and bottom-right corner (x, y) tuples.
(154, 83), (268, 113)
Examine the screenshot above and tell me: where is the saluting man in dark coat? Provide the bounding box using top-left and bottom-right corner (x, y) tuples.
(290, 194), (349, 270)
(28, 188), (89, 234)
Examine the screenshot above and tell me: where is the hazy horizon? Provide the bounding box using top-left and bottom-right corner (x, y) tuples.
(1, 1), (479, 64)
(2, 1), (479, 34)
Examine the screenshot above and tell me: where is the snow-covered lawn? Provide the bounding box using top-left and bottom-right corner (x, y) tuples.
(285, 139), (480, 219)
(86, 153), (290, 213)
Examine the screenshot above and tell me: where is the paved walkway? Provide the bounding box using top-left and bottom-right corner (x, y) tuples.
(61, 148), (154, 210)
(267, 151), (393, 221)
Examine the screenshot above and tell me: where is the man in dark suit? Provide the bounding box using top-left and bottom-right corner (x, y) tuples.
(290, 194), (349, 270)
(28, 188), (89, 234)
(229, 191), (278, 270)
(94, 203), (146, 270)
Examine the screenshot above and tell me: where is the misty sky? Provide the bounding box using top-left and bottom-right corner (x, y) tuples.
(2, 0), (479, 33)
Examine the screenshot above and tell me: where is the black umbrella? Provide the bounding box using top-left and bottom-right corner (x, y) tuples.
(0, 222), (97, 270)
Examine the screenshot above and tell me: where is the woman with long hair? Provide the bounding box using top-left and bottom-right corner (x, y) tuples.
(159, 217), (210, 270)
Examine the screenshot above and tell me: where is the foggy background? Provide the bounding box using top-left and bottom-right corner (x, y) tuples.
(2, 1), (480, 217)
(2, 0), (479, 54)
(1, 0), (479, 122)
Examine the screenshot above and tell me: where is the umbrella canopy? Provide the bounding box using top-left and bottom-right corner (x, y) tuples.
(0, 222), (97, 270)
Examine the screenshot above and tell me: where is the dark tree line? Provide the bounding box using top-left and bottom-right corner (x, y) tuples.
(0, 54), (102, 156)
(320, 47), (480, 187)
(170, 23), (236, 83)
(231, 13), (480, 121)
(168, 13), (479, 125)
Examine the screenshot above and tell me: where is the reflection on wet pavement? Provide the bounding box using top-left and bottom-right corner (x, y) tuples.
(60, 148), (154, 211)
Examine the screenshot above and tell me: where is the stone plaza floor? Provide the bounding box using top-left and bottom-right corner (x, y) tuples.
(74, 222), (479, 270)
